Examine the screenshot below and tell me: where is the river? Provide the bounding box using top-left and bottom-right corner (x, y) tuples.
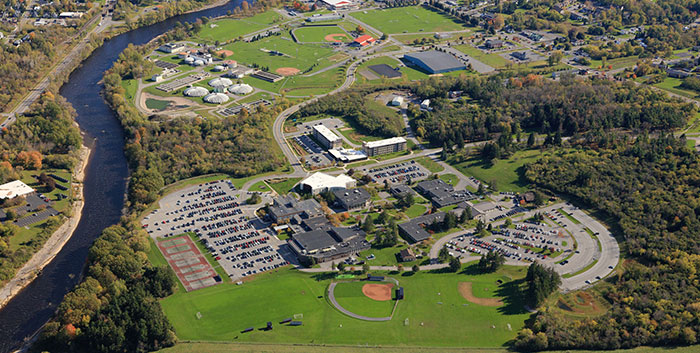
(0, 1), (242, 351)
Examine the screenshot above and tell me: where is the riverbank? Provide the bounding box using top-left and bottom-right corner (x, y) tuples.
(0, 143), (92, 311)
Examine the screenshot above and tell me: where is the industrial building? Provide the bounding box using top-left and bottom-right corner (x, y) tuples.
(307, 14), (342, 22)
(332, 188), (371, 210)
(322, 0), (355, 10)
(312, 125), (342, 149)
(299, 172), (356, 195)
(288, 226), (369, 263)
(398, 212), (446, 243)
(403, 50), (466, 74)
(268, 195), (323, 223)
(362, 137), (407, 157)
(158, 42), (186, 53)
(0, 180), (34, 200)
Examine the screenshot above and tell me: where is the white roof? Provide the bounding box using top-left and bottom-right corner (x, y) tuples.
(363, 137), (407, 149)
(328, 148), (367, 162)
(312, 124), (340, 143)
(212, 65), (225, 72)
(322, 0), (353, 6)
(0, 180), (34, 199)
(391, 96), (404, 103)
(209, 77), (233, 88)
(301, 172), (354, 191)
(228, 83), (253, 95)
(203, 93), (230, 104)
(183, 86), (209, 97)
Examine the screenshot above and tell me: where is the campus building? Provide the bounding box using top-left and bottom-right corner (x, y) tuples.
(332, 188), (371, 210)
(268, 195), (323, 223)
(312, 124), (342, 149)
(362, 137), (407, 157)
(299, 172), (356, 195)
(403, 50), (466, 74)
(415, 179), (476, 208)
(398, 212), (446, 243)
(288, 226), (369, 263)
(158, 42), (186, 53)
(0, 180), (34, 200)
(321, 0), (355, 9)
(352, 34), (376, 47)
(463, 200), (498, 220)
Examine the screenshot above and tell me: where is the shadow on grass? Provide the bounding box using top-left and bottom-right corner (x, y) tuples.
(494, 278), (529, 315)
(311, 272), (337, 281)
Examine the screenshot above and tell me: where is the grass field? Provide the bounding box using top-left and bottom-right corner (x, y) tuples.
(159, 342), (700, 353)
(294, 25), (350, 43)
(196, 11), (284, 43)
(332, 281), (395, 318)
(404, 204), (427, 218)
(415, 156), (444, 173)
(449, 149), (545, 192)
(589, 55), (639, 70)
(249, 180), (271, 193)
(266, 177), (302, 195)
(225, 35), (335, 75)
(453, 44), (512, 68)
(351, 6), (465, 34)
(145, 98), (171, 110)
(652, 77), (699, 99)
(159, 264), (531, 347)
(439, 173), (459, 187)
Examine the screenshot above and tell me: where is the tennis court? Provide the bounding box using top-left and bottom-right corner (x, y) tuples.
(158, 235), (220, 292)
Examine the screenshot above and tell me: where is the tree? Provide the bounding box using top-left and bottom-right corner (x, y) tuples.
(448, 256), (461, 272)
(246, 193), (261, 204)
(337, 262), (346, 272)
(412, 264), (420, 273)
(362, 217), (375, 233)
(459, 208), (471, 223)
(356, 25), (365, 34)
(362, 263), (370, 274)
(525, 262), (561, 308)
(548, 50), (564, 66)
(493, 14), (505, 29)
(377, 209), (390, 225)
(478, 251), (506, 272)
(438, 247), (450, 263)
(527, 132), (536, 147)
(397, 264), (403, 272)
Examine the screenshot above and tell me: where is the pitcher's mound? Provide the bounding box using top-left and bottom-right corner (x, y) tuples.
(459, 282), (502, 307)
(216, 49), (234, 57)
(324, 33), (349, 42)
(276, 67), (301, 76)
(362, 283), (393, 301)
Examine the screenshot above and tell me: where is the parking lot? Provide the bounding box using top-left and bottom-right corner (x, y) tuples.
(441, 221), (572, 265)
(143, 179), (293, 281)
(285, 117), (345, 138)
(291, 134), (335, 169)
(363, 160), (428, 184)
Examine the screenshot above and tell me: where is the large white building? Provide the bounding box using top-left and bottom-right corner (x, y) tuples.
(299, 172), (356, 195)
(0, 180), (34, 199)
(363, 137), (407, 157)
(321, 0), (354, 9)
(312, 124), (342, 149)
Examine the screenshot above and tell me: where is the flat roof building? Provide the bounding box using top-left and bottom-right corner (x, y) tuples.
(312, 125), (342, 150)
(485, 39), (504, 49)
(389, 184), (415, 198)
(158, 42), (186, 53)
(464, 201), (498, 219)
(288, 226), (369, 263)
(322, 0), (354, 9)
(332, 188), (371, 210)
(403, 51), (466, 74)
(300, 172), (356, 195)
(328, 148), (368, 162)
(398, 212), (446, 243)
(268, 195), (323, 223)
(363, 137), (407, 157)
(0, 180), (34, 200)
(416, 179), (476, 208)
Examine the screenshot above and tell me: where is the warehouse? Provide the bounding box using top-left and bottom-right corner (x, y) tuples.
(403, 50), (466, 74)
(312, 125), (342, 149)
(362, 137), (407, 157)
(299, 172), (356, 195)
(0, 180), (34, 200)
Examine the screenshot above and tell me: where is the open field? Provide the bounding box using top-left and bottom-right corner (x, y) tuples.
(589, 55), (639, 70)
(415, 156), (444, 173)
(196, 11), (284, 43)
(332, 281), (395, 317)
(449, 149), (546, 192)
(266, 177), (302, 195)
(294, 25), (350, 43)
(159, 264), (531, 347)
(351, 6), (465, 34)
(652, 77), (699, 99)
(224, 35), (335, 74)
(453, 44), (511, 68)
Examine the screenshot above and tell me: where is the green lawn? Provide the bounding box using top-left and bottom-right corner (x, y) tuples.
(293, 25), (350, 43)
(196, 11), (284, 43)
(332, 281), (396, 318)
(250, 180), (271, 193)
(556, 208), (581, 224)
(404, 204), (427, 218)
(652, 77), (699, 99)
(225, 35), (335, 75)
(351, 6), (466, 34)
(449, 149), (545, 193)
(266, 177), (302, 195)
(439, 173), (459, 187)
(415, 156), (444, 173)
(159, 264), (530, 347)
(453, 44), (512, 68)
(145, 98), (171, 110)
(589, 55), (639, 70)
(360, 243), (425, 266)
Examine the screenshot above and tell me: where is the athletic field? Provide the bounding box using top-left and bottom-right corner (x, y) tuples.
(351, 6), (465, 34)
(293, 25), (351, 43)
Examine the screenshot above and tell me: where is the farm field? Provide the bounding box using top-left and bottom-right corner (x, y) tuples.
(449, 149), (546, 192)
(195, 11), (284, 43)
(159, 264), (531, 347)
(294, 25), (350, 43)
(351, 6), (466, 34)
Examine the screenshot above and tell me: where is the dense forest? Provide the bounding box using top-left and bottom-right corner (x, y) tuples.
(407, 75), (695, 146)
(516, 134), (700, 350)
(103, 40), (286, 212)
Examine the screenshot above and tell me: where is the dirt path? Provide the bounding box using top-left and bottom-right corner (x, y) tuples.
(0, 143), (91, 310)
(458, 282), (503, 307)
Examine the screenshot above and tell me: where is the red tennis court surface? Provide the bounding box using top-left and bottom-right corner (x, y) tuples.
(157, 235), (220, 292)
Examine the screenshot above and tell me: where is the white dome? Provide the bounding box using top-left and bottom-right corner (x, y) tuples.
(208, 77), (233, 88)
(183, 86), (209, 97)
(184, 57), (195, 63)
(228, 83), (253, 95)
(193, 59), (205, 66)
(203, 93), (230, 104)
(212, 65), (225, 72)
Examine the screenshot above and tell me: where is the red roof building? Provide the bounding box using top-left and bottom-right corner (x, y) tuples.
(353, 35), (376, 47)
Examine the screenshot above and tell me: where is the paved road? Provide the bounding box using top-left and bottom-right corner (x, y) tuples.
(327, 282), (393, 321)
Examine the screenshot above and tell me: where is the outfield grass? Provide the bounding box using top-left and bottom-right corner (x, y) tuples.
(159, 264), (531, 347)
(449, 149), (545, 193)
(225, 35), (335, 74)
(351, 6), (465, 34)
(332, 281), (395, 318)
(196, 11), (284, 43)
(293, 25), (350, 43)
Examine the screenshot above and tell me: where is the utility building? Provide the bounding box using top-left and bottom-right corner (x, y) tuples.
(403, 50), (465, 74)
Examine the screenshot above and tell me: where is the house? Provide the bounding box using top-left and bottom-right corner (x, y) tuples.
(268, 195), (323, 223)
(332, 188), (371, 210)
(420, 99), (430, 109)
(485, 39), (504, 49)
(398, 248), (416, 262)
(352, 34), (376, 47)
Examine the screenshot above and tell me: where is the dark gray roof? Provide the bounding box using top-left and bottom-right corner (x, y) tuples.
(269, 195), (322, 220)
(404, 50), (464, 72)
(330, 227), (365, 242)
(301, 216), (332, 231)
(416, 179), (475, 207)
(333, 188), (370, 207)
(398, 212), (446, 243)
(390, 184), (414, 197)
(292, 230), (338, 251)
